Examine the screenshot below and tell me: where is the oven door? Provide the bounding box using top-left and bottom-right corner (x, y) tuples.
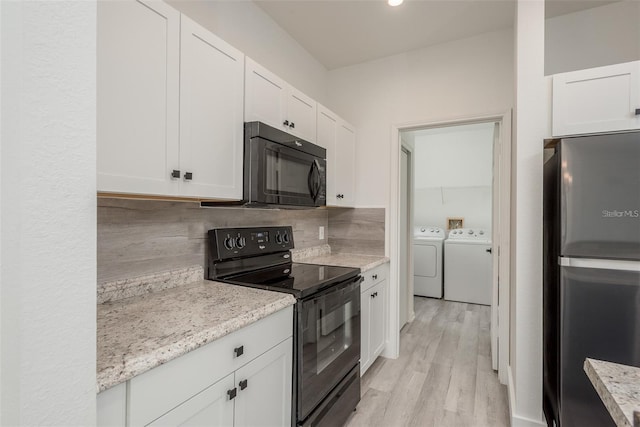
(246, 137), (326, 207)
(296, 276), (361, 422)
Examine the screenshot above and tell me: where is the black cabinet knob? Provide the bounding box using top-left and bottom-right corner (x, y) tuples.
(486, 248), (492, 254)
(372, 274), (378, 280)
(289, 122), (295, 129)
(171, 169), (180, 179)
(635, 108), (640, 116)
(184, 172), (193, 181)
(283, 120), (290, 126)
(234, 345), (244, 357)
(239, 379), (248, 390)
(227, 388), (237, 400)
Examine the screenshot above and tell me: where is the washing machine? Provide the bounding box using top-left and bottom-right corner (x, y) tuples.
(413, 226), (445, 298)
(444, 228), (492, 305)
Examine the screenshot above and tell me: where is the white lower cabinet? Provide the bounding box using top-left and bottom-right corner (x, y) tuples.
(97, 382), (127, 427)
(97, 306), (293, 427)
(360, 263), (389, 375)
(149, 338), (292, 427)
(148, 373), (235, 427)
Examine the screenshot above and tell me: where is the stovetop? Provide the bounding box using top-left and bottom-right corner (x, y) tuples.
(207, 226), (361, 299)
(222, 262), (360, 299)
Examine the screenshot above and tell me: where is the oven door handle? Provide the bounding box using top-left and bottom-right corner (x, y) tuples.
(304, 275), (363, 301)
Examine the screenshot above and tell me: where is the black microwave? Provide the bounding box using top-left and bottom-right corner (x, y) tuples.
(242, 122), (326, 208)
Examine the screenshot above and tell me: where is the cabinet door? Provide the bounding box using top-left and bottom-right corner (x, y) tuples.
(179, 15), (244, 200)
(335, 121), (356, 207)
(552, 61), (640, 136)
(97, 383), (126, 427)
(147, 373), (235, 427)
(245, 58), (287, 131)
(287, 87), (317, 142)
(317, 105), (338, 205)
(97, 0), (180, 196)
(233, 338), (293, 427)
(370, 279), (387, 360)
(360, 290), (372, 374)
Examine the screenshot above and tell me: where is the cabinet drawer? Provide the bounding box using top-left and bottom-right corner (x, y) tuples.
(360, 263), (388, 293)
(129, 306), (293, 426)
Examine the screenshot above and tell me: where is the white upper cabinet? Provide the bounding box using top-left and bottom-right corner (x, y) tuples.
(98, 0), (180, 196)
(179, 15), (244, 200)
(98, 1), (244, 200)
(335, 121), (356, 207)
(552, 61), (640, 136)
(286, 87), (317, 143)
(245, 58), (317, 142)
(317, 104), (356, 207)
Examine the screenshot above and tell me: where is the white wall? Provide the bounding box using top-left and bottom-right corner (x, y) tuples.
(166, 0), (329, 104)
(510, 0), (546, 425)
(545, 1), (640, 75)
(327, 28), (514, 208)
(410, 122), (494, 231)
(0, 1), (97, 424)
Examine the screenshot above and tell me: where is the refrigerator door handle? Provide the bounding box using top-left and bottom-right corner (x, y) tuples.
(559, 257), (640, 272)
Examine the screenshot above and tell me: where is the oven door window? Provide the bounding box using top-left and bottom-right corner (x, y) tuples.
(298, 279), (361, 421)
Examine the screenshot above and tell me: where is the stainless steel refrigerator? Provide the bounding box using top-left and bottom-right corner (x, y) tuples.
(543, 131), (640, 427)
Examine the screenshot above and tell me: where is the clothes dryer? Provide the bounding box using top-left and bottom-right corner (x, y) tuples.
(444, 228), (492, 305)
(413, 226), (445, 298)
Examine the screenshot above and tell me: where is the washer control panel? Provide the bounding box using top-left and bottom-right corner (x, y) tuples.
(209, 226), (294, 261)
(414, 226), (445, 238)
(447, 228), (488, 240)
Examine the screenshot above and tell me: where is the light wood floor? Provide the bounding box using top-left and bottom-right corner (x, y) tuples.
(345, 297), (510, 427)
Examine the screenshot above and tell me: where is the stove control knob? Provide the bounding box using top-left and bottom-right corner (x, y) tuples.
(224, 237), (235, 250)
(468, 229), (474, 234)
(275, 234), (283, 244)
(235, 236), (246, 249)
(282, 233), (290, 244)
(479, 230), (484, 235)
(420, 228), (425, 232)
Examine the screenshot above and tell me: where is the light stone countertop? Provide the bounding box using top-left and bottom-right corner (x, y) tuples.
(584, 358), (640, 427)
(97, 280), (296, 393)
(295, 253), (390, 272)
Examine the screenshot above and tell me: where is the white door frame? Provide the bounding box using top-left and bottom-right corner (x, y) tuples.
(388, 111), (511, 384)
(400, 144), (415, 324)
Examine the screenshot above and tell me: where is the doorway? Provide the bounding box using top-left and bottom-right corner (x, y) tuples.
(388, 112), (511, 385)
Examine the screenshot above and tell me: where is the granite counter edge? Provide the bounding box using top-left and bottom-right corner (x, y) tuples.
(97, 290), (295, 393)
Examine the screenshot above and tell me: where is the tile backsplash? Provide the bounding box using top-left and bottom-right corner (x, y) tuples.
(328, 207), (385, 256)
(98, 198), (328, 284)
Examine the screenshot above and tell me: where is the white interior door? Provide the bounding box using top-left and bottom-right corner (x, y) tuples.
(399, 149), (409, 329)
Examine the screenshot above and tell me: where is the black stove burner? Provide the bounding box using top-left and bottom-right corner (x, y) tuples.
(223, 262), (360, 299)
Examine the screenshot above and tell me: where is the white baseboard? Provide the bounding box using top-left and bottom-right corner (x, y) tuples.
(508, 366), (547, 427)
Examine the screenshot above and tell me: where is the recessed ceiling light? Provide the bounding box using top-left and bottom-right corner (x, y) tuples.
(388, 0), (404, 6)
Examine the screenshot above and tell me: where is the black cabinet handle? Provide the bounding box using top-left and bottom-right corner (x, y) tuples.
(283, 120), (289, 126)
(171, 169), (180, 179)
(289, 122), (295, 129)
(486, 248), (492, 254)
(337, 194), (344, 199)
(635, 108), (640, 116)
(372, 274), (378, 280)
(371, 292), (378, 298)
(184, 172), (193, 181)
(227, 388), (237, 400)
(239, 379), (248, 390)
(234, 345), (244, 357)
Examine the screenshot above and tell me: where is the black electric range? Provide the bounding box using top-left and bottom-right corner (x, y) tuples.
(207, 226), (362, 427)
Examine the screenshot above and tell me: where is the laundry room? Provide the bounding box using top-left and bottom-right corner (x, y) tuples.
(405, 121), (496, 305)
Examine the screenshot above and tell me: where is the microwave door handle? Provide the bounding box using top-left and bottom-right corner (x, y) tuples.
(309, 160), (321, 201)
